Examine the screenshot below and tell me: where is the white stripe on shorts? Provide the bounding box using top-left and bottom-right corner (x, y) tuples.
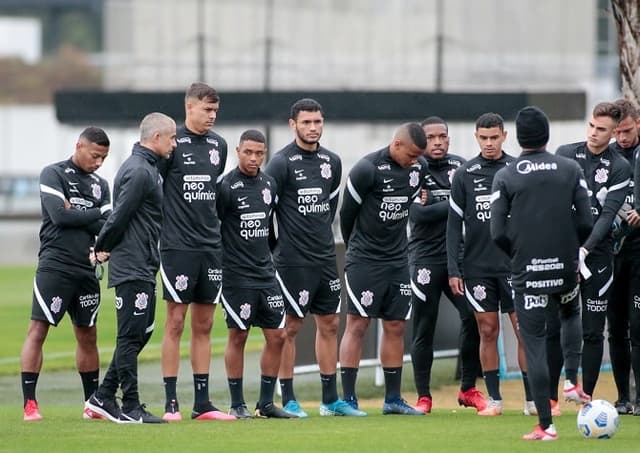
(221, 293), (248, 330)
(33, 277), (56, 324)
(464, 284), (485, 313)
(160, 264), (182, 303)
(275, 270), (303, 318)
(344, 273), (368, 317)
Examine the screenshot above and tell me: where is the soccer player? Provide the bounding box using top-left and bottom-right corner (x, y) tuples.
(447, 113), (532, 416)
(265, 98), (362, 417)
(85, 112), (176, 424)
(408, 116), (483, 414)
(218, 130), (292, 419)
(339, 122), (428, 416)
(491, 106), (593, 440)
(158, 83), (235, 421)
(20, 127), (111, 421)
(557, 102), (630, 399)
(608, 98), (640, 415)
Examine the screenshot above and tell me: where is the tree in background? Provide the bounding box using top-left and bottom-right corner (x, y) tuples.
(612, 0), (640, 106)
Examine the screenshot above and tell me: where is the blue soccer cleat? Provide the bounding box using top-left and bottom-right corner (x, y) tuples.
(382, 397), (425, 415)
(319, 399), (367, 417)
(283, 400), (308, 418)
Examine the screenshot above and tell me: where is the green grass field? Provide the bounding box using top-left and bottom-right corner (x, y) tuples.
(2, 265), (638, 451)
(0, 405), (637, 452)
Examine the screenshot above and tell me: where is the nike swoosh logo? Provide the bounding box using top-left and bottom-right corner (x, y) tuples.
(93, 396), (103, 405)
(474, 178), (485, 183)
(238, 196), (248, 202)
(294, 169), (304, 174)
(383, 178), (393, 183)
(597, 267), (607, 273)
(133, 312), (145, 316)
(182, 153), (193, 158)
(68, 182), (79, 186)
(24, 380), (36, 384)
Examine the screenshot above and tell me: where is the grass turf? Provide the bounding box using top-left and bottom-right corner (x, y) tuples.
(1, 405), (636, 452)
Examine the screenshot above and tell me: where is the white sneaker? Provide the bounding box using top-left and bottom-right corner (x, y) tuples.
(477, 398), (503, 416)
(523, 400), (537, 416)
(562, 379), (591, 404)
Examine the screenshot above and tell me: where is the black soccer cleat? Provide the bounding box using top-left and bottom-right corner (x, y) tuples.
(119, 404), (167, 424)
(85, 392), (121, 423)
(255, 402), (294, 419)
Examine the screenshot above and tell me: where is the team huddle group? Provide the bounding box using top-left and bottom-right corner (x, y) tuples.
(18, 82), (640, 440)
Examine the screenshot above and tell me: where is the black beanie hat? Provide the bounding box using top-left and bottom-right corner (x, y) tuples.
(516, 106), (549, 149)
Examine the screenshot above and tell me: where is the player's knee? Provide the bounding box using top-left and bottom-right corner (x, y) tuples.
(583, 331), (603, 345)
(478, 323), (499, 341)
(228, 329), (249, 346)
(27, 321), (50, 344)
(317, 316), (339, 338)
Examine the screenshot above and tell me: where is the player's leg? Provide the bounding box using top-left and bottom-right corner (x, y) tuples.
(221, 285), (252, 419)
(69, 278), (101, 415)
(608, 255), (633, 413)
(508, 311), (534, 414)
(20, 320), (49, 421)
(189, 252), (223, 416)
(444, 280), (485, 411)
(340, 264), (378, 408)
(580, 254), (612, 397)
(409, 264), (440, 412)
(545, 298), (563, 414)
(225, 327), (249, 415)
(21, 271), (73, 420)
(556, 286), (590, 405)
(275, 266), (311, 417)
(513, 292), (556, 439)
(464, 278), (501, 415)
(115, 282), (165, 424)
(256, 327), (292, 419)
(379, 267), (423, 416)
(160, 301), (188, 418)
(628, 261), (640, 414)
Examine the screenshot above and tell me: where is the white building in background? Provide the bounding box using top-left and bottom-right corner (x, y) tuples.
(0, 17), (41, 64)
(102, 0), (615, 96)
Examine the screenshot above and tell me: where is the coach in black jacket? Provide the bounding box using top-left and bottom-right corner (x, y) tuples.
(490, 106), (592, 441)
(86, 112), (177, 424)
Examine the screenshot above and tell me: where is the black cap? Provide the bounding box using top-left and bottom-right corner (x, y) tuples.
(515, 106), (549, 149)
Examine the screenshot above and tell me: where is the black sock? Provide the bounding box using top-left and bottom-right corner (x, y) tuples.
(540, 416), (553, 431)
(21, 372), (39, 406)
(258, 375), (277, 408)
(279, 378), (295, 406)
(320, 373), (338, 404)
(340, 367), (359, 401)
(193, 374), (209, 407)
(522, 372), (533, 401)
(79, 370), (99, 401)
(565, 368), (578, 386)
(228, 378), (244, 407)
(163, 376), (178, 409)
(383, 367), (402, 402)
(483, 369), (501, 400)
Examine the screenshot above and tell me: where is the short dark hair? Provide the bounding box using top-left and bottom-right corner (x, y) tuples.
(185, 82), (220, 103)
(79, 126), (110, 147)
(290, 98), (323, 121)
(239, 129), (266, 144)
(592, 101), (623, 123)
(613, 98), (640, 121)
(420, 116), (448, 131)
(406, 122), (427, 150)
(475, 112), (504, 131)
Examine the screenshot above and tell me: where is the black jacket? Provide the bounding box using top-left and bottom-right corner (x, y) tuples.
(95, 143), (164, 287)
(490, 148), (593, 294)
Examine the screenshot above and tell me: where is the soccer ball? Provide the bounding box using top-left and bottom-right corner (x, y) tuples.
(576, 399), (620, 439)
